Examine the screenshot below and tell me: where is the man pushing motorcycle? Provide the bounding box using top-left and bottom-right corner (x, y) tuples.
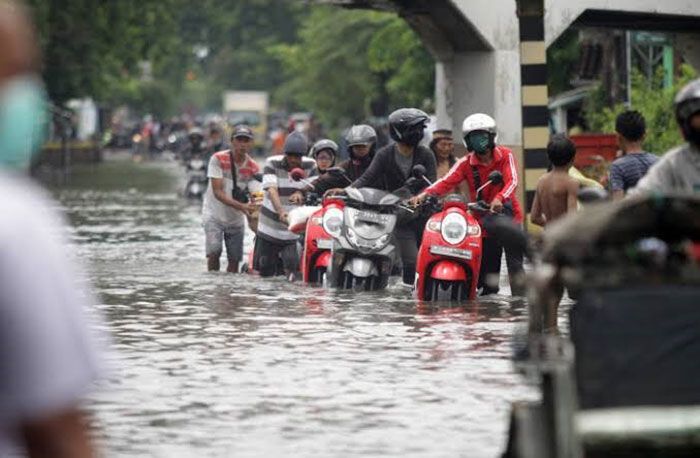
(351, 108), (437, 286)
(411, 113), (525, 296)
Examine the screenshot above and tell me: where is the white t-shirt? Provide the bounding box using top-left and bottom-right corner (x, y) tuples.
(202, 151), (261, 227)
(0, 173), (102, 455)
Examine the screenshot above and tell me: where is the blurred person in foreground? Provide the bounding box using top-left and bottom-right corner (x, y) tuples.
(631, 79), (700, 196)
(0, 2), (103, 456)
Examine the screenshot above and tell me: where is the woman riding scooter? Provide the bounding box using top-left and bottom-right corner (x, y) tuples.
(289, 125), (378, 203)
(308, 139), (338, 178)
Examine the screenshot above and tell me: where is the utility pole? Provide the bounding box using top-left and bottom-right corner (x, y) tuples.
(517, 0), (550, 225)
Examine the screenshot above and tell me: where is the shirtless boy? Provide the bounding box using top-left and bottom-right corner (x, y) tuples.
(530, 134), (580, 332)
(530, 134), (580, 227)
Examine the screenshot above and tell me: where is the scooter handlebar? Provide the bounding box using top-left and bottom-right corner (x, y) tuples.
(467, 201), (491, 213)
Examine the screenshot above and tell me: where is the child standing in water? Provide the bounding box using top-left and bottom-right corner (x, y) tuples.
(530, 134), (580, 228)
(530, 134), (581, 332)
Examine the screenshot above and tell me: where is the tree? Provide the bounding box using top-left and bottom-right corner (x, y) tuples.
(547, 29), (580, 96)
(584, 64), (698, 154)
(271, 7), (434, 127)
(24, 0), (433, 124)
(25, 0), (187, 105)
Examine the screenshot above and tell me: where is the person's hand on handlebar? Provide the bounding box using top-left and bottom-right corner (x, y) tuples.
(490, 197), (503, 213)
(289, 191), (304, 205)
(408, 192), (428, 208)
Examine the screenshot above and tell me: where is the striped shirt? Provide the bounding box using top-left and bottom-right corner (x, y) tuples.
(258, 155), (316, 243)
(609, 152), (658, 192)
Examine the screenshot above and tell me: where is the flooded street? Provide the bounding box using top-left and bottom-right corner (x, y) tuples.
(52, 154), (536, 458)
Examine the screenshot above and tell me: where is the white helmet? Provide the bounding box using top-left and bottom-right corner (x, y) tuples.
(461, 113), (497, 150)
(462, 113), (497, 137)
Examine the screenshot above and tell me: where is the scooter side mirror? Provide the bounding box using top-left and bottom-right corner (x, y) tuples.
(488, 171), (503, 186)
(411, 164), (427, 179)
(577, 187), (608, 203)
(290, 168), (306, 182)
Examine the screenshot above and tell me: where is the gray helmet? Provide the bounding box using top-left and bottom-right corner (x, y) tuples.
(675, 79), (700, 142)
(345, 124), (377, 147)
(310, 139), (338, 158)
(283, 131), (309, 155)
(388, 108), (429, 146)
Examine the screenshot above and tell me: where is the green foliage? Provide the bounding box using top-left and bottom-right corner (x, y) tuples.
(584, 64), (698, 154)
(270, 8), (385, 126)
(26, 0), (185, 105)
(271, 7), (434, 127)
(25, 1), (433, 125)
(367, 17), (434, 109)
(547, 29), (580, 96)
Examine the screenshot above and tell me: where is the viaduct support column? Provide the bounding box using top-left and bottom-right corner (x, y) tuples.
(517, 0), (549, 224)
(431, 0), (523, 191)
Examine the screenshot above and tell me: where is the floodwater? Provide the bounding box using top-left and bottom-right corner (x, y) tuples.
(51, 153), (537, 458)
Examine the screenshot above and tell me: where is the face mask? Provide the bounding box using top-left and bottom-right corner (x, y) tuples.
(0, 77), (48, 171)
(398, 125), (424, 147)
(467, 131), (491, 155)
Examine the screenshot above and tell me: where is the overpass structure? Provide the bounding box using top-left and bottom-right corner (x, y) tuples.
(316, 0), (700, 217)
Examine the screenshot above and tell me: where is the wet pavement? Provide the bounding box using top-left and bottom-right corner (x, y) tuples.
(51, 153), (538, 457)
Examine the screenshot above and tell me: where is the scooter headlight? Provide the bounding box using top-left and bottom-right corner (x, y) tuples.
(441, 212), (467, 245)
(375, 233), (391, 249)
(322, 207), (343, 238)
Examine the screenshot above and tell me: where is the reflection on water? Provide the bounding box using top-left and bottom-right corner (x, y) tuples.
(53, 154), (536, 458)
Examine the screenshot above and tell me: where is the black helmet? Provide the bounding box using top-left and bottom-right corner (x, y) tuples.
(675, 79), (700, 143)
(345, 124), (377, 147)
(283, 131), (309, 155)
(388, 108), (429, 146)
(310, 139), (338, 158)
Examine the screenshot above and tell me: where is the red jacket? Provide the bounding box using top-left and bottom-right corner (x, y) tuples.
(425, 145), (523, 223)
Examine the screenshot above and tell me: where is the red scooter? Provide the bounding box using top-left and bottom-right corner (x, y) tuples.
(414, 171), (503, 301)
(288, 168), (348, 284)
(289, 192), (346, 283)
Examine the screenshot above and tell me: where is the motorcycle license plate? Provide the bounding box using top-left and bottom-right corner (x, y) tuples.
(357, 211), (386, 224)
(430, 245), (472, 260)
(317, 238), (333, 250)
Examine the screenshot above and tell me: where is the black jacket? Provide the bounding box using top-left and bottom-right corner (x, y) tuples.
(352, 143), (437, 193)
(311, 157), (369, 195)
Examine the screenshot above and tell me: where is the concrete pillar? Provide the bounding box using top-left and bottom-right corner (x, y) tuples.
(431, 0), (524, 206)
(518, 0), (550, 225)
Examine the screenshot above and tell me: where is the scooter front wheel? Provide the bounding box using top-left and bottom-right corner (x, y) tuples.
(310, 267), (326, 284)
(431, 279), (469, 302)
